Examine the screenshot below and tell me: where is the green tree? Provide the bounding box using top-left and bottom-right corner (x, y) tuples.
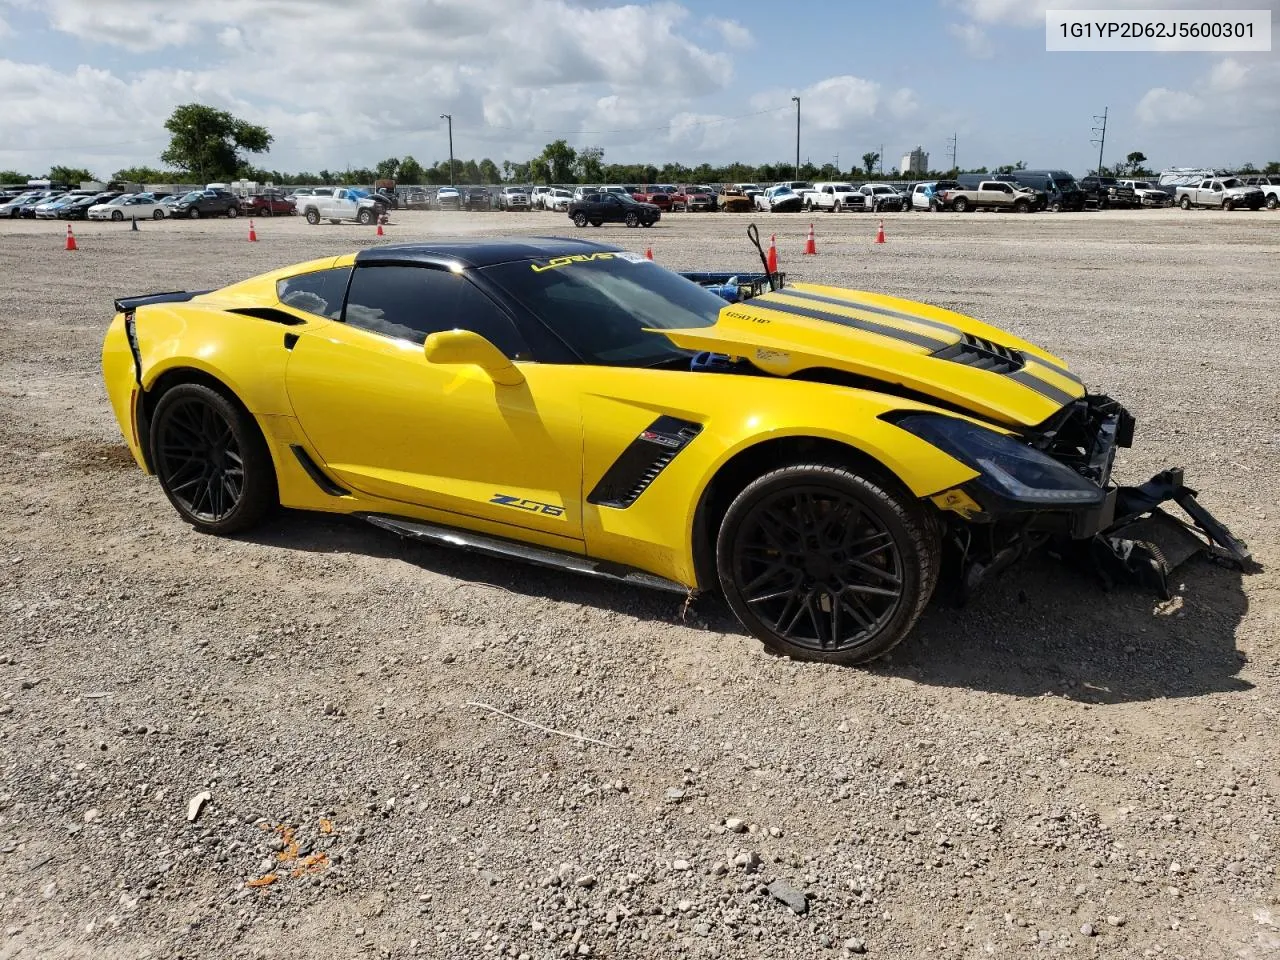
(50, 165), (96, 184)
(1125, 151), (1148, 175)
(397, 156), (425, 184)
(462, 159), (481, 184)
(528, 157), (551, 184)
(1237, 161), (1257, 174)
(0, 169), (31, 183)
(575, 146), (605, 183)
(1265, 161), (1280, 174)
(160, 103), (272, 183)
(478, 158), (500, 183)
(861, 152), (879, 176)
(112, 166), (173, 184)
(375, 157), (400, 181)
(539, 139), (577, 183)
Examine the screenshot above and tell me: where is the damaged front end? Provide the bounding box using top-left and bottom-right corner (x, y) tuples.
(896, 394), (1252, 601)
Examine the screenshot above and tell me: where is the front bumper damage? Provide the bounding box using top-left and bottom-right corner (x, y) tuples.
(948, 394), (1252, 601)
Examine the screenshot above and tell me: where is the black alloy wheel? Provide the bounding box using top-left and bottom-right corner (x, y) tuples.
(151, 383), (275, 534)
(717, 464), (937, 665)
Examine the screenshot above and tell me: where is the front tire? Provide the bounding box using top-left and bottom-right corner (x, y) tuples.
(150, 383), (277, 536)
(624, 212), (639, 228)
(305, 209), (320, 225)
(716, 463), (938, 666)
(112, 210), (124, 221)
(1180, 196), (1192, 210)
(357, 208), (374, 225)
(226, 206), (238, 218)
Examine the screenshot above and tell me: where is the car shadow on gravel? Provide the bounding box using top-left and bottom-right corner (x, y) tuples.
(877, 554), (1254, 704)
(245, 511), (1252, 705)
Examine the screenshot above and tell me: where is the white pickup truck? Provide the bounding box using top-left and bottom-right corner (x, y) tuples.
(801, 182), (864, 212)
(1175, 177), (1265, 210)
(299, 188), (383, 225)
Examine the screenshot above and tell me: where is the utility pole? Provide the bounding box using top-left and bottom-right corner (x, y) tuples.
(440, 114), (454, 185)
(947, 132), (958, 174)
(879, 144), (884, 177)
(792, 97), (800, 179)
(834, 152), (839, 175)
(1091, 106), (1108, 175)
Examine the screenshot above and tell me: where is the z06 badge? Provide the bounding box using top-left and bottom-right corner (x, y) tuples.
(490, 494), (565, 517)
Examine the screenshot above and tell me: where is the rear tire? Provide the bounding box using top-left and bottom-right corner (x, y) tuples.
(226, 206), (238, 218)
(572, 212), (588, 228)
(190, 209), (201, 219)
(716, 463), (938, 666)
(1266, 195), (1278, 210)
(951, 197), (969, 212)
(150, 383), (277, 536)
(1049, 200), (1062, 213)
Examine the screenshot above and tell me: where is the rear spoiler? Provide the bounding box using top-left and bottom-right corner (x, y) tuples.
(114, 290), (211, 313)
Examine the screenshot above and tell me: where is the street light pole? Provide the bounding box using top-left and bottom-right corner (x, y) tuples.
(791, 97), (800, 179)
(440, 114), (454, 185)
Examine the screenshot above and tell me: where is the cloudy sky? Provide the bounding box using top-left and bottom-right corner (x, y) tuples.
(0, 0), (1275, 179)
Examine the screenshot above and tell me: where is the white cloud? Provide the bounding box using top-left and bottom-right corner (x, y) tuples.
(948, 0), (1233, 27)
(709, 18), (753, 50)
(0, 14), (11, 39)
(1136, 87), (1203, 125)
(946, 22), (993, 59)
(1209, 57), (1248, 92)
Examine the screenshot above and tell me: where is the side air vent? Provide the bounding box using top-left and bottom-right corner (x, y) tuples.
(228, 307), (306, 326)
(932, 333), (1025, 374)
(588, 416), (703, 509)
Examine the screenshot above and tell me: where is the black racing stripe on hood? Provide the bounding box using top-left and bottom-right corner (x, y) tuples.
(786, 287), (1083, 385)
(779, 288), (963, 337)
(1009, 370), (1077, 406)
(749, 297), (948, 349)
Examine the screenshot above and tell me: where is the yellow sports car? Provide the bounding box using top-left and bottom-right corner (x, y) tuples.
(102, 237), (1248, 665)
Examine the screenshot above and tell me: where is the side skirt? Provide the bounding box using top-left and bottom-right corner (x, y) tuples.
(360, 513), (691, 595)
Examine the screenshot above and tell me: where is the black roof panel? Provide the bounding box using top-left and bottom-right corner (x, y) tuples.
(355, 237), (622, 269)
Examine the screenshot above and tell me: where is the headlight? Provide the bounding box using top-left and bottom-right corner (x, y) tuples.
(895, 413), (1105, 506)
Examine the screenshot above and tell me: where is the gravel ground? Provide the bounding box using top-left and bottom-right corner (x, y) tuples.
(0, 208), (1277, 960)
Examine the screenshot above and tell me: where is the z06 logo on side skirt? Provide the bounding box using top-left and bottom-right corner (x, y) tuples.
(490, 494), (565, 517)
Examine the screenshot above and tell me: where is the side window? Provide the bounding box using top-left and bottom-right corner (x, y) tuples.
(276, 267), (351, 319)
(342, 265), (530, 359)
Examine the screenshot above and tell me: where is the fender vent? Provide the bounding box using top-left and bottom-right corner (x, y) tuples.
(933, 333), (1025, 374)
(588, 416), (702, 509)
(228, 307), (306, 326)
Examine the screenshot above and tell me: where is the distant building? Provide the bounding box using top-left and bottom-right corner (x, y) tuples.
(900, 147), (929, 175)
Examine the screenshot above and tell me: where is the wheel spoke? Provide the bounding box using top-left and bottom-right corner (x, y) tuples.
(846, 560), (902, 586)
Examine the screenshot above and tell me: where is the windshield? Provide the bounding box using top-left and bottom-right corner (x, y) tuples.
(772, 187), (794, 196)
(616, 193), (640, 204)
(181, 192), (201, 201)
(1221, 178), (1244, 188)
(1131, 182), (1153, 189)
(481, 254), (725, 367)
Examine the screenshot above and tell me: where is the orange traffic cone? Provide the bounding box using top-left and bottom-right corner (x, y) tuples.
(875, 219), (886, 244)
(803, 223), (817, 255)
(65, 224), (78, 251)
(767, 234), (778, 273)
(376, 214), (385, 237)
(248, 220), (258, 242)
(645, 246), (653, 260)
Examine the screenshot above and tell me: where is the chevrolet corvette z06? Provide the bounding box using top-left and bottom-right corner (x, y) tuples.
(102, 237), (1249, 665)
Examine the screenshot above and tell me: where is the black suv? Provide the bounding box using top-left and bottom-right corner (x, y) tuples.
(172, 189), (241, 218)
(568, 192), (661, 228)
(1078, 175), (1135, 210)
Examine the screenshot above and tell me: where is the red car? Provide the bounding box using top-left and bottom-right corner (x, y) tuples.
(633, 185), (674, 211)
(240, 191), (296, 217)
(672, 185), (715, 212)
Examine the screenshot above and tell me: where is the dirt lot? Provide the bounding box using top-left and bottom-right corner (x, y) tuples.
(0, 208), (1277, 960)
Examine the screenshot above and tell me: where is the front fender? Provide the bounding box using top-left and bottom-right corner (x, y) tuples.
(580, 375), (979, 589)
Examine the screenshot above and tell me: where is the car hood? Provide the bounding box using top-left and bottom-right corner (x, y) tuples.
(655, 282), (1086, 429)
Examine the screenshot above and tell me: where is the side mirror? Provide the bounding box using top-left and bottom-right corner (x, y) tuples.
(423, 329), (524, 386)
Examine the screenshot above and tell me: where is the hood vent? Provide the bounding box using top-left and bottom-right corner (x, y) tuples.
(932, 333), (1025, 374)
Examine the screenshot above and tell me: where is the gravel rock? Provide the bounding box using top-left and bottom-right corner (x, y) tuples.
(767, 879), (808, 915)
